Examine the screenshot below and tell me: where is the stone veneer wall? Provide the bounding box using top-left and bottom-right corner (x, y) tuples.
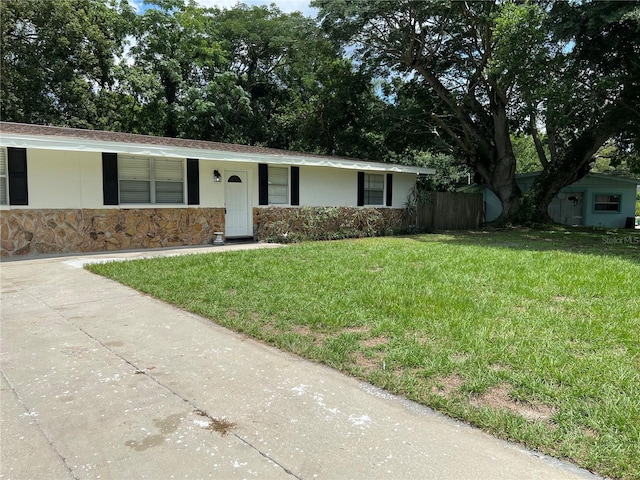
(1, 208), (224, 257)
(253, 206), (408, 242)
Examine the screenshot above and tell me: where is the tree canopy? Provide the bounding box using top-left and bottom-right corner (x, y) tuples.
(314, 0), (640, 222)
(1, 0), (390, 158)
(2, 0), (638, 223)
(1, 0), (133, 127)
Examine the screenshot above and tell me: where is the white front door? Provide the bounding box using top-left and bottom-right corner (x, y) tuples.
(225, 170), (251, 237)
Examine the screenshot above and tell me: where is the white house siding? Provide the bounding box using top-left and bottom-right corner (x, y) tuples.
(300, 167), (415, 208)
(189, 163), (418, 210)
(200, 160), (254, 208)
(299, 166), (356, 207)
(393, 173), (418, 208)
(4, 150), (257, 211)
(16, 149), (104, 209)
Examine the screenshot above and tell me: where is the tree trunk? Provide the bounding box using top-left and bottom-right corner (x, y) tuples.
(477, 91), (522, 223)
(162, 73), (179, 138)
(522, 169), (570, 223)
(518, 128), (613, 224)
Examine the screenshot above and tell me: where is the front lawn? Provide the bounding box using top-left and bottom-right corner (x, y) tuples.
(87, 228), (640, 479)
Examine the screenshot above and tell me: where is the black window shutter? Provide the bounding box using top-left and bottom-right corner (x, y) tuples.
(187, 158), (199, 205)
(357, 172), (365, 206)
(291, 166), (300, 206)
(8, 147), (28, 205)
(258, 163), (268, 205)
(386, 173), (393, 207)
(102, 152), (119, 205)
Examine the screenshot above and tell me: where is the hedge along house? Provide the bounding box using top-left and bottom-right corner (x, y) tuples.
(0, 122), (434, 257)
(476, 172), (639, 228)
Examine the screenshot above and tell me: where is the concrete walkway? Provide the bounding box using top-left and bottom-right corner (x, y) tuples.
(1, 244), (600, 480)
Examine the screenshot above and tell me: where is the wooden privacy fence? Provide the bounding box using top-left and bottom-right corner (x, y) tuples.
(415, 192), (484, 230)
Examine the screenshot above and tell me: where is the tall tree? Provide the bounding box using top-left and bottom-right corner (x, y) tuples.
(270, 57), (388, 158)
(214, 4), (329, 146)
(128, 0), (227, 137)
(313, 0), (640, 223)
(211, 3), (387, 157)
(521, 1), (640, 220)
(1, 0), (133, 126)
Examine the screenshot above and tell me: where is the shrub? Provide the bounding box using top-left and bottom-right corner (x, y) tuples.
(255, 207), (406, 243)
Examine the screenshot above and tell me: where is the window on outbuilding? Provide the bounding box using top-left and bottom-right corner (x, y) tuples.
(593, 194), (621, 212)
(118, 155), (184, 204)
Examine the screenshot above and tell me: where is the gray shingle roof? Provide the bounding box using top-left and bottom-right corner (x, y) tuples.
(1, 121), (435, 174)
(1, 121), (367, 163)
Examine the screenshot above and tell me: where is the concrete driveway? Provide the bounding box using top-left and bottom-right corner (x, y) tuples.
(1, 245), (600, 479)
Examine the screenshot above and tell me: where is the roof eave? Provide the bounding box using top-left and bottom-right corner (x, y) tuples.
(0, 132), (434, 175)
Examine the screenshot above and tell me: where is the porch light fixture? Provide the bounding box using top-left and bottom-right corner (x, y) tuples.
(213, 169), (221, 182)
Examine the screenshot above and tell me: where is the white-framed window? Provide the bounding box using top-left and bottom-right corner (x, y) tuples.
(0, 148), (6, 205)
(118, 155), (184, 204)
(364, 173), (384, 205)
(268, 166), (289, 204)
(593, 194), (621, 212)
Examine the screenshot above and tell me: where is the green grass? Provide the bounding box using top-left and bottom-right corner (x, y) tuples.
(86, 228), (640, 479)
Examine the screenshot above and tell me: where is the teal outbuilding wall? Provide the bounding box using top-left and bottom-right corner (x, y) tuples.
(482, 173), (639, 228)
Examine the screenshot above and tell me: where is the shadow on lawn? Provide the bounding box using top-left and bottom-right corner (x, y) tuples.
(405, 226), (640, 265)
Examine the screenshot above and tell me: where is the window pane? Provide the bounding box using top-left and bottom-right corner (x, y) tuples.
(365, 174), (383, 190)
(269, 167), (288, 185)
(268, 166), (288, 204)
(155, 159), (183, 181)
(156, 181), (183, 203)
(594, 203), (620, 211)
(268, 185), (288, 204)
(118, 155), (185, 204)
(120, 180), (150, 203)
(268, 195), (288, 204)
(364, 174), (384, 205)
(594, 194), (620, 212)
(365, 190), (384, 205)
(119, 157), (150, 180)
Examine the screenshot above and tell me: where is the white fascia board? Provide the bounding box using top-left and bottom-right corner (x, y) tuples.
(0, 133), (435, 175)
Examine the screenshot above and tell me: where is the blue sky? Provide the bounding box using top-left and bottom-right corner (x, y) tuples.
(132, 0), (318, 17)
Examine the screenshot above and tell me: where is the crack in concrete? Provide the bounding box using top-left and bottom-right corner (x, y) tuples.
(0, 370), (79, 480)
(7, 282), (301, 478)
(68, 319), (301, 479)
(233, 434), (303, 480)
